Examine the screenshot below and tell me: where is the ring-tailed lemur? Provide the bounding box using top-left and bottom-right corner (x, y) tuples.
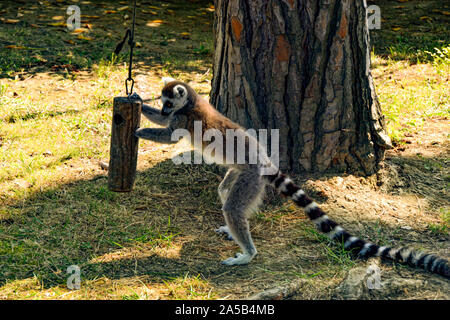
(135, 78), (449, 278)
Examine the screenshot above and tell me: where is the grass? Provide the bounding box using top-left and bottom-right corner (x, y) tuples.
(0, 0), (449, 300)
(0, 23), (116, 77)
(0, 86), (112, 186)
(372, 46), (449, 145)
(368, 0), (450, 145)
(428, 208), (450, 235)
(302, 225), (356, 270)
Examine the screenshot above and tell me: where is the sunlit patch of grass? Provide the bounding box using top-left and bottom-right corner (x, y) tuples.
(92, 55), (127, 81)
(425, 45), (450, 75)
(0, 105), (111, 183)
(0, 273), (215, 300)
(162, 273), (215, 300)
(372, 55), (449, 144)
(0, 58), (130, 197)
(0, 84), (61, 123)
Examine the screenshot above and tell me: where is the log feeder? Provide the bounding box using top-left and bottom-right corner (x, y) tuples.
(108, 94), (142, 192)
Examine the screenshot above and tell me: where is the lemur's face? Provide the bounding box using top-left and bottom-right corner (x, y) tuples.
(161, 79), (188, 116)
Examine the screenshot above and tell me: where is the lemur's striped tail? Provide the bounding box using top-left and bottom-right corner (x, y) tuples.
(266, 171), (450, 279)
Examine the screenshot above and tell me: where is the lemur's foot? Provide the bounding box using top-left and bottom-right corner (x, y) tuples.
(215, 225), (233, 240)
(221, 253), (254, 266)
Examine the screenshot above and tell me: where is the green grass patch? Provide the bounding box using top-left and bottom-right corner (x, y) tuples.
(428, 208), (450, 235)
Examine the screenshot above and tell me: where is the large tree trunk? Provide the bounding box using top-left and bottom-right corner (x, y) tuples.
(211, 0), (392, 175)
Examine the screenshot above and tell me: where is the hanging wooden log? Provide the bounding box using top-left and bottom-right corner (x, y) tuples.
(108, 94), (142, 192)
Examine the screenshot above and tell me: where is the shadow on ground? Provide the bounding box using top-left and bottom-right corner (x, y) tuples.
(0, 0), (214, 78)
(367, 0), (449, 63)
(1, 149), (448, 299)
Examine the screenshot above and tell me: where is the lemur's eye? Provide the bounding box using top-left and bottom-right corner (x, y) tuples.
(166, 102), (173, 108)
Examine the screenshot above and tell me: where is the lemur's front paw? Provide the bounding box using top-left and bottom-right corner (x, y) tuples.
(135, 128), (145, 138)
(221, 253), (253, 266)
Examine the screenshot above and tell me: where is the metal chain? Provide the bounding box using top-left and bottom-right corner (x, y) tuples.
(125, 0), (137, 97)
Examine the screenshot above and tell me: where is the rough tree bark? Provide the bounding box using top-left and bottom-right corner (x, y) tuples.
(211, 0), (392, 175)
(108, 96), (141, 192)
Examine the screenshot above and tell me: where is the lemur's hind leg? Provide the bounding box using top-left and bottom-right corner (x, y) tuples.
(216, 169), (240, 240)
(217, 168), (240, 204)
(221, 168), (265, 266)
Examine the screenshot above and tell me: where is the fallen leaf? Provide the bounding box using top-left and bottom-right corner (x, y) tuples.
(3, 19), (20, 24)
(63, 39), (76, 45)
(5, 45), (27, 49)
(80, 15), (100, 19)
(419, 16), (432, 21)
(72, 27), (89, 33)
(442, 11), (450, 16)
(180, 32), (190, 39)
(392, 27), (402, 31)
(146, 19), (163, 27)
(117, 6), (129, 11)
(48, 22), (66, 27)
(104, 10), (117, 14)
(77, 34), (93, 41)
(32, 55), (47, 63)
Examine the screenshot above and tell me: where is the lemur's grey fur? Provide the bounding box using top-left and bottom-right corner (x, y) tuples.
(135, 78), (450, 277)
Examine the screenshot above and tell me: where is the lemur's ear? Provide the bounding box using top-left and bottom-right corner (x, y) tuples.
(162, 77), (176, 85)
(177, 86), (185, 97)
